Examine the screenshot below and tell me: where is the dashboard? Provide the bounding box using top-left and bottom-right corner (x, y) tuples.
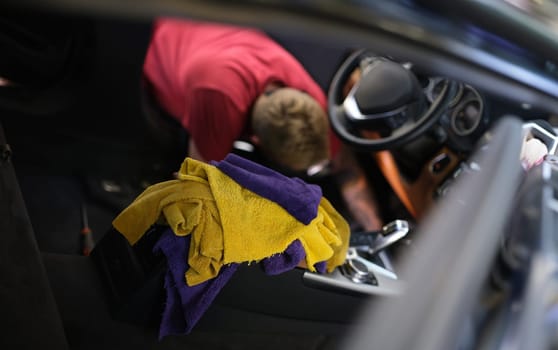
(392, 70), (553, 176)
(360, 66), (555, 221)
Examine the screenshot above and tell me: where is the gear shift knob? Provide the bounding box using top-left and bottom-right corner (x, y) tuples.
(349, 220), (410, 256)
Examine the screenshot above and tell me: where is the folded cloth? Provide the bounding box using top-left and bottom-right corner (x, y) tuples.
(153, 228), (239, 339)
(113, 156), (350, 285)
(212, 153), (322, 225)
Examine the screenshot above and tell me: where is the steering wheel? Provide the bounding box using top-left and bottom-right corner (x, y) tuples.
(328, 49), (459, 151)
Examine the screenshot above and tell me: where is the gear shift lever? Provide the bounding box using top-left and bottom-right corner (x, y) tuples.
(302, 220), (408, 295)
(350, 220), (410, 256)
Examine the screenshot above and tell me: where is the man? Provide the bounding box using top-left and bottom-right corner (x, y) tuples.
(142, 17), (383, 232)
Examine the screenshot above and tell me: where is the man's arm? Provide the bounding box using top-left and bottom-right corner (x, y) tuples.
(333, 144), (384, 232)
(188, 138), (206, 162)
(186, 87), (246, 163)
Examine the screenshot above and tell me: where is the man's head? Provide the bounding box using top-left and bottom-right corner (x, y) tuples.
(250, 87), (330, 175)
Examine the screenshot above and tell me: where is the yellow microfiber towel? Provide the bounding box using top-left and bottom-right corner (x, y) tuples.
(112, 157), (350, 286)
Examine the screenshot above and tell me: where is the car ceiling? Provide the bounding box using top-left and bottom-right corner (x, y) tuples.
(3, 0), (558, 116)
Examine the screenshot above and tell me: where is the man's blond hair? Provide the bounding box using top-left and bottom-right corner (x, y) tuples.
(251, 87), (330, 171)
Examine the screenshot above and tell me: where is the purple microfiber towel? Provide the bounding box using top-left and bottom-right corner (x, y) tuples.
(153, 228), (327, 339)
(314, 261), (327, 274)
(261, 239), (327, 275)
(153, 228), (330, 339)
(211, 153), (322, 224)
(153, 228), (239, 339)
(260, 239), (306, 275)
